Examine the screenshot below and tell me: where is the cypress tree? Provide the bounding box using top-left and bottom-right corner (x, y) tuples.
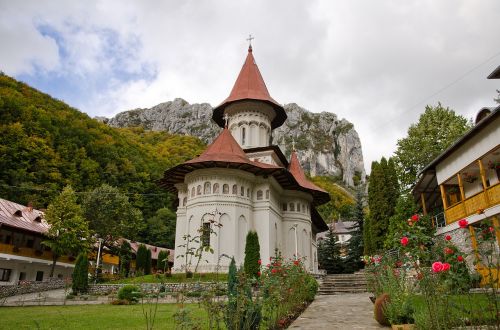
(72, 253), (89, 294)
(243, 231), (260, 279)
(136, 244), (148, 274)
(145, 248), (152, 275)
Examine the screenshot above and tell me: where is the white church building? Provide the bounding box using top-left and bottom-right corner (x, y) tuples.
(160, 45), (330, 273)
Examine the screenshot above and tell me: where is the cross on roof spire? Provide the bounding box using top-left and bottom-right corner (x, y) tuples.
(223, 113), (230, 128)
(246, 34), (254, 51)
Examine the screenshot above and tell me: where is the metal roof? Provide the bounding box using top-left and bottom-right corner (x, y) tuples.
(0, 198), (48, 234)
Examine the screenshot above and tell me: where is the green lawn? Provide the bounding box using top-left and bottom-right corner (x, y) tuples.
(111, 272), (228, 284)
(0, 304), (208, 330)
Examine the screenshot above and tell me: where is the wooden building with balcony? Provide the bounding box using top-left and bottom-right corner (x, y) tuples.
(0, 198), (75, 285)
(412, 105), (500, 283)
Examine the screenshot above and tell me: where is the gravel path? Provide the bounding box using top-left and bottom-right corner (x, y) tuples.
(289, 293), (387, 329)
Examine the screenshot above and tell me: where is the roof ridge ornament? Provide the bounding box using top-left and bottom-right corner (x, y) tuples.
(246, 34), (254, 52)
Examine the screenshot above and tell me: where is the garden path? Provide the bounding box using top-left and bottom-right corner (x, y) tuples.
(289, 293), (385, 329)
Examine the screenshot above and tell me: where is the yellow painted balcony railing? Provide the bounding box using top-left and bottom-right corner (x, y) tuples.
(445, 182), (500, 224)
(0, 243), (74, 264)
(102, 253), (119, 265)
(477, 265), (499, 288)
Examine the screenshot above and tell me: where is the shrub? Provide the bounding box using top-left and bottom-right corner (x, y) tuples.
(72, 253), (89, 294)
(157, 250), (170, 272)
(117, 285), (141, 304)
(111, 299), (130, 305)
(243, 231), (260, 279)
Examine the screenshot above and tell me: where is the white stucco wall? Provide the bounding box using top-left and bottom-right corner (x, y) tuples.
(0, 257), (73, 285)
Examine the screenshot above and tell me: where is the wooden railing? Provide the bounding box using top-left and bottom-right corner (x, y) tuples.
(445, 182), (499, 225)
(102, 253), (119, 265)
(0, 243), (74, 264)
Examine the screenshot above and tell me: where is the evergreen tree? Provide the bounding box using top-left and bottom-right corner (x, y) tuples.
(119, 241), (132, 278)
(145, 248), (152, 275)
(344, 189), (365, 272)
(136, 244), (148, 274)
(43, 186), (90, 277)
(363, 216), (374, 255)
(244, 231), (261, 279)
(367, 157), (399, 252)
(157, 250), (170, 272)
(318, 228), (344, 274)
(72, 253), (89, 294)
(225, 257), (238, 329)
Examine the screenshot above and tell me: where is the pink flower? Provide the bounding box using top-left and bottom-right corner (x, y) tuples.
(489, 227), (495, 233)
(442, 263), (451, 271)
(444, 247), (454, 255)
(458, 219), (468, 228)
(457, 255), (464, 262)
(432, 262), (444, 273)
(400, 237), (409, 246)
(411, 214), (420, 222)
(445, 235), (452, 241)
(258, 259), (262, 265)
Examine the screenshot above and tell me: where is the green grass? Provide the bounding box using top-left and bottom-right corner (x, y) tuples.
(111, 273), (228, 284)
(0, 304), (208, 330)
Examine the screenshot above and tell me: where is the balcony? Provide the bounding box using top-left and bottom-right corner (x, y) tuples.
(0, 243), (74, 264)
(445, 182), (500, 224)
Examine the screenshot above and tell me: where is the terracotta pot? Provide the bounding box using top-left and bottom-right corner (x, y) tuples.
(374, 293), (390, 326)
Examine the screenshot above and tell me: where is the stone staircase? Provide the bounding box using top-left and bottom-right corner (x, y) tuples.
(318, 271), (368, 295)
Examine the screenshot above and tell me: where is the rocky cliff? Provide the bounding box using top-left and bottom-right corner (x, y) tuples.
(106, 98), (366, 186)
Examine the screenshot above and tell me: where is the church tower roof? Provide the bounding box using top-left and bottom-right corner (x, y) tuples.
(288, 150), (328, 194)
(212, 46), (287, 129)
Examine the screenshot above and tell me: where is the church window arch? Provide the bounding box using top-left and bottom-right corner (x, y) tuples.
(182, 197), (187, 206)
(240, 186), (245, 196)
(201, 222), (211, 247)
(197, 185), (202, 195)
(223, 184), (229, 194)
(289, 203), (295, 212)
(247, 188), (250, 197)
(265, 190), (270, 199)
(191, 187), (195, 197)
(204, 182), (211, 194)
(297, 203), (300, 212)
(302, 204), (305, 213)
(256, 190), (263, 200)
(213, 183), (220, 194)
(282, 203), (287, 211)
(232, 184), (238, 194)
(241, 127), (246, 145)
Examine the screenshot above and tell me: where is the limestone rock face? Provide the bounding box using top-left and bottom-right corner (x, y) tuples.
(106, 99), (366, 186)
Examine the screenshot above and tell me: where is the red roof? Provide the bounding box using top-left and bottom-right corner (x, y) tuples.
(0, 198), (48, 235)
(288, 151), (328, 194)
(212, 46), (287, 129)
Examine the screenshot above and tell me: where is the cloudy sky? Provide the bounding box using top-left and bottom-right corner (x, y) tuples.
(1, 0), (499, 172)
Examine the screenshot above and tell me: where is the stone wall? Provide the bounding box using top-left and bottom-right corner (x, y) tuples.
(88, 282), (222, 295)
(0, 278), (66, 298)
(436, 227), (476, 271)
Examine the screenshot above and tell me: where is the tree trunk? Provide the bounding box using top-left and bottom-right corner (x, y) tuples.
(50, 254), (58, 278)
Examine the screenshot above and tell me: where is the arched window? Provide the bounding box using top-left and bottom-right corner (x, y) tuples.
(282, 203), (288, 211)
(240, 186), (245, 196)
(289, 203), (295, 212)
(257, 190), (263, 200)
(232, 184), (238, 195)
(197, 185), (202, 195)
(241, 127), (246, 145)
(247, 188), (250, 197)
(182, 197), (187, 206)
(204, 182), (211, 194)
(223, 184), (229, 194)
(202, 223), (210, 247)
(213, 183), (220, 194)
(297, 203), (301, 212)
(191, 187), (195, 197)
(265, 190), (270, 199)
(302, 204), (305, 213)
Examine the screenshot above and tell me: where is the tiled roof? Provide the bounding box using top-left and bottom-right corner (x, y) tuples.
(0, 198), (48, 234)
(288, 151), (328, 194)
(125, 239), (174, 262)
(212, 46), (287, 129)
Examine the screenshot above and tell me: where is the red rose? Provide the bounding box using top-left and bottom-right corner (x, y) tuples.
(432, 262), (443, 273)
(400, 237), (409, 246)
(458, 219), (468, 228)
(258, 259), (262, 265)
(442, 263), (451, 271)
(271, 268), (277, 274)
(445, 235), (452, 241)
(489, 227), (495, 233)
(395, 261), (403, 268)
(457, 255), (464, 262)
(266, 264), (271, 268)
(257, 271), (261, 276)
(444, 247), (454, 255)
(293, 260), (300, 266)
(411, 214), (420, 222)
